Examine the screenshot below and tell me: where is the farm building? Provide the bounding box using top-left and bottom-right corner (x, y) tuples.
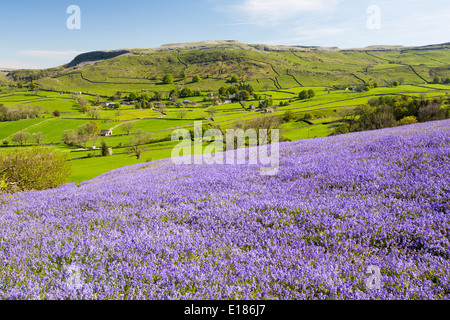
(100, 129), (113, 137)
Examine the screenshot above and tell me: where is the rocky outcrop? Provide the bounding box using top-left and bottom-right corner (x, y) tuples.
(67, 50), (131, 67)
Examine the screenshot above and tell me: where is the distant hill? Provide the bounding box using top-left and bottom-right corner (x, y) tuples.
(7, 40), (450, 94)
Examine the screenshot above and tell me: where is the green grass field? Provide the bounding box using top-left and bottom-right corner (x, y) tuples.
(2, 42), (449, 182)
(1, 83), (448, 182)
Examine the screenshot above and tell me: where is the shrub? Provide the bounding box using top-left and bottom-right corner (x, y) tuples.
(0, 148), (71, 193)
(368, 97), (380, 107)
(101, 141), (112, 157)
(12, 131), (31, 146)
(303, 113), (314, 120)
(397, 116), (418, 126)
(283, 111), (296, 122)
(299, 89), (315, 100)
(418, 103), (447, 122)
(162, 73), (174, 84)
(298, 90), (309, 100)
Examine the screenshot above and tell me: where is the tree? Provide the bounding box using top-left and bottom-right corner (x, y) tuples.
(163, 73), (174, 84)
(101, 141), (112, 157)
(122, 122), (136, 135)
(112, 91), (122, 101)
(298, 90), (309, 100)
(368, 97), (380, 107)
(260, 98), (273, 109)
(76, 97), (90, 113)
(418, 103), (447, 122)
(218, 86), (229, 96)
(230, 75), (239, 83)
(62, 129), (76, 145)
(303, 113), (314, 120)
(308, 89), (315, 98)
(231, 116), (283, 145)
(192, 75), (201, 83)
(12, 131), (31, 146)
(228, 86), (238, 95)
(283, 111), (296, 123)
(393, 81), (400, 87)
(127, 129), (151, 159)
(433, 76), (442, 84)
(93, 95), (101, 106)
(0, 148), (71, 193)
(179, 88), (193, 98)
(68, 122), (100, 148)
(53, 110), (60, 117)
(176, 110), (188, 119)
(157, 104), (168, 114)
(444, 78), (450, 84)
(32, 132), (46, 145)
(77, 122), (101, 147)
(152, 91), (162, 101)
(237, 90), (251, 101)
(128, 92), (138, 101)
(169, 90), (179, 103)
(87, 108), (101, 119)
(206, 106), (218, 118)
(142, 102), (153, 109)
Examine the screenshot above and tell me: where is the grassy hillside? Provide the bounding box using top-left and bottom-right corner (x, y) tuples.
(1, 41), (449, 182)
(7, 41), (450, 95)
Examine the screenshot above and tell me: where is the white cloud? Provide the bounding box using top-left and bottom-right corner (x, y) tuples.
(218, 0), (342, 25)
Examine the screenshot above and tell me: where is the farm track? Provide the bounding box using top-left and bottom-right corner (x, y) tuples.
(2, 118), (56, 141)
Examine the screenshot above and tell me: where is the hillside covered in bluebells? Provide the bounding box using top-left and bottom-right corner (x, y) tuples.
(0, 120), (449, 299)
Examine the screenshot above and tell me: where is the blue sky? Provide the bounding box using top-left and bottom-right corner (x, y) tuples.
(0, 0), (449, 69)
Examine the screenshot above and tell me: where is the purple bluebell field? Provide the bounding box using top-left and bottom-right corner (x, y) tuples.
(1, 120), (449, 300)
